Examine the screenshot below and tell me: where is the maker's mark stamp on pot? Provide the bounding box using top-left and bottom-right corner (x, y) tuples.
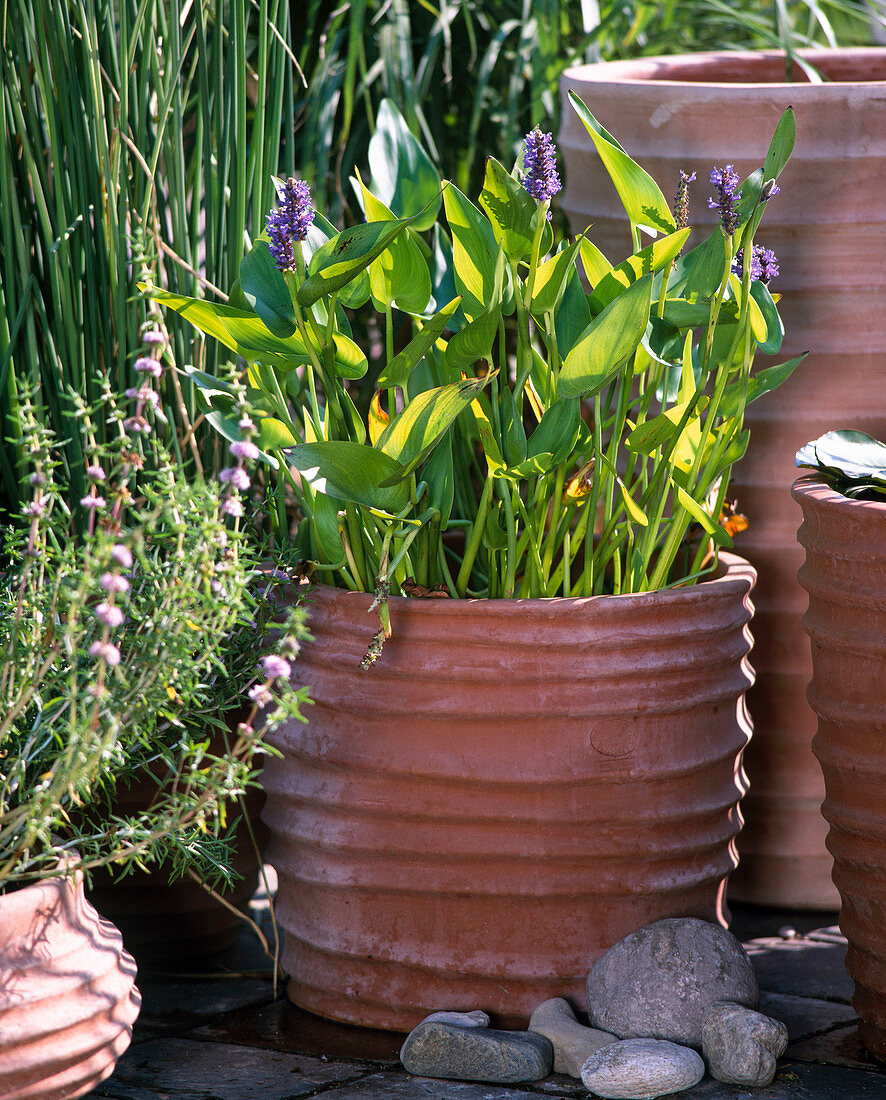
(589, 718), (638, 757)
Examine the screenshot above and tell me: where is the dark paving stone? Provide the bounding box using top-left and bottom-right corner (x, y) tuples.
(316, 1073), (547, 1098)
(191, 996), (405, 1063)
(728, 903), (842, 943)
(92, 1036), (371, 1099)
(134, 974), (276, 1029)
(787, 1023), (886, 1073)
(671, 1060), (886, 1098)
(759, 990), (858, 1041)
(745, 933), (854, 1003)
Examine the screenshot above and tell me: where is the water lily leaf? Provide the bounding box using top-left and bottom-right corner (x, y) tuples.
(369, 98), (442, 231)
(796, 430), (886, 484)
(558, 273), (653, 399)
(239, 239), (295, 337)
(285, 441), (410, 511)
(568, 91), (675, 237)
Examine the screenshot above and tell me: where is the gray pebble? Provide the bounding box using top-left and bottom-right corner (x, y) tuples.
(586, 917), (758, 1047)
(580, 1038), (705, 1099)
(529, 997), (616, 1077)
(400, 1021), (553, 1083)
(421, 1010), (490, 1028)
(702, 1002), (789, 1086)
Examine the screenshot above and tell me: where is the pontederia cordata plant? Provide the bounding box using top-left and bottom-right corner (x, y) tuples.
(152, 97), (804, 659)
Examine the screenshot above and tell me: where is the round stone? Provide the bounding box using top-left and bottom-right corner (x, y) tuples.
(586, 917), (759, 1047)
(580, 1038), (705, 1099)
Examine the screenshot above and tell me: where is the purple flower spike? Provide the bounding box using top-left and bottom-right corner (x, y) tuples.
(522, 127), (562, 205)
(732, 244), (779, 285)
(708, 164), (740, 235)
(266, 178), (314, 272)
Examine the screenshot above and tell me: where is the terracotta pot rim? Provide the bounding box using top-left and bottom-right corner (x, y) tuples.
(792, 475), (886, 515)
(0, 863), (82, 920)
(561, 47), (886, 90)
(298, 551), (755, 617)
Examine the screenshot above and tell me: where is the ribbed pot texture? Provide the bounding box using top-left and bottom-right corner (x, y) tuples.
(794, 477), (886, 1060)
(261, 554), (756, 1031)
(0, 872), (140, 1100)
(559, 49), (886, 908)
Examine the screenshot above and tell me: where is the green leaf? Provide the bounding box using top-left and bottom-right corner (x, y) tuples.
(442, 182), (501, 321)
(355, 172), (432, 314)
(499, 383), (527, 466)
(763, 107), (795, 184)
(682, 229), (731, 302)
(526, 398), (580, 464)
(558, 273), (653, 399)
(626, 400), (696, 456)
(369, 99), (442, 232)
(553, 267), (593, 359)
(720, 354), (807, 420)
(182, 365), (238, 403)
(239, 240), (295, 337)
(444, 247), (507, 371)
(304, 211), (371, 309)
(152, 288), (368, 378)
(378, 297), (462, 389)
(311, 492), (344, 563)
(297, 216), (420, 307)
(589, 228), (691, 311)
(750, 281), (784, 354)
(286, 441), (410, 511)
(796, 430), (886, 484)
(578, 237), (613, 289)
(422, 432), (455, 525)
(479, 156), (539, 262)
(376, 374), (492, 484)
(529, 238), (582, 317)
(255, 416), (299, 449)
(568, 91), (676, 237)
(675, 484), (727, 542)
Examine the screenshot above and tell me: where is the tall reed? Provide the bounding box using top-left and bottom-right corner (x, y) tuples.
(0, 0), (296, 515)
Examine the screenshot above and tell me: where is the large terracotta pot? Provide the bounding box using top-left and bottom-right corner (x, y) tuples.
(261, 554), (756, 1031)
(794, 476), (886, 1059)
(559, 48), (886, 909)
(0, 871), (140, 1100)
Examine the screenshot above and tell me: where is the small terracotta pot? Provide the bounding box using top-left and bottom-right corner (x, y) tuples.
(794, 476), (886, 1060)
(0, 871), (140, 1100)
(559, 49), (886, 908)
(86, 744), (269, 966)
(261, 554), (756, 1030)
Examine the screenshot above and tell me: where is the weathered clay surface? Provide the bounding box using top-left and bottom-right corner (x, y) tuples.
(263, 560), (757, 1029)
(580, 1038), (705, 1099)
(400, 1021), (552, 1083)
(0, 871), (141, 1100)
(702, 1001), (788, 1085)
(586, 917), (759, 1047)
(528, 997), (616, 1077)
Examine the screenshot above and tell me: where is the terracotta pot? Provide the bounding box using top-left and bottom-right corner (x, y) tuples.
(794, 476), (886, 1059)
(0, 871), (140, 1100)
(86, 753), (269, 966)
(559, 48), (886, 908)
(261, 554), (756, 1031)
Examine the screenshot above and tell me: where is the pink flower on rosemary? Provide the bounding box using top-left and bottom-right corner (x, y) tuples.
(89, 640), (121, 666)
(100, 572), (130, 594)
(24, 500), (45, 518)
(230, 440), (260, 461)
(96, 602), (124, 628)
(260, 655), (291, 680)
(80, 495), (106, 509)
(247, 683), (273, 707)
(134, 356), (163, 378)
(111, 544), (133, 568)
(219, 466), (250, 491)
(86, 464), (106, 481)
(141, 331), (166, 347)
(222, 497), (244, 518)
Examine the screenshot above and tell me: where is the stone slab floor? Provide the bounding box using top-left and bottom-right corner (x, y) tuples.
(90, 887), (886, 1100)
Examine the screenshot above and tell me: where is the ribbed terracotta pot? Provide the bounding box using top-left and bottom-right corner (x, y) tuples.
(261, 554), (756, 1031)
(0, 871), (140, 1100)
(794, 476), (886, 1059)
(559, 49), (886, 908)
